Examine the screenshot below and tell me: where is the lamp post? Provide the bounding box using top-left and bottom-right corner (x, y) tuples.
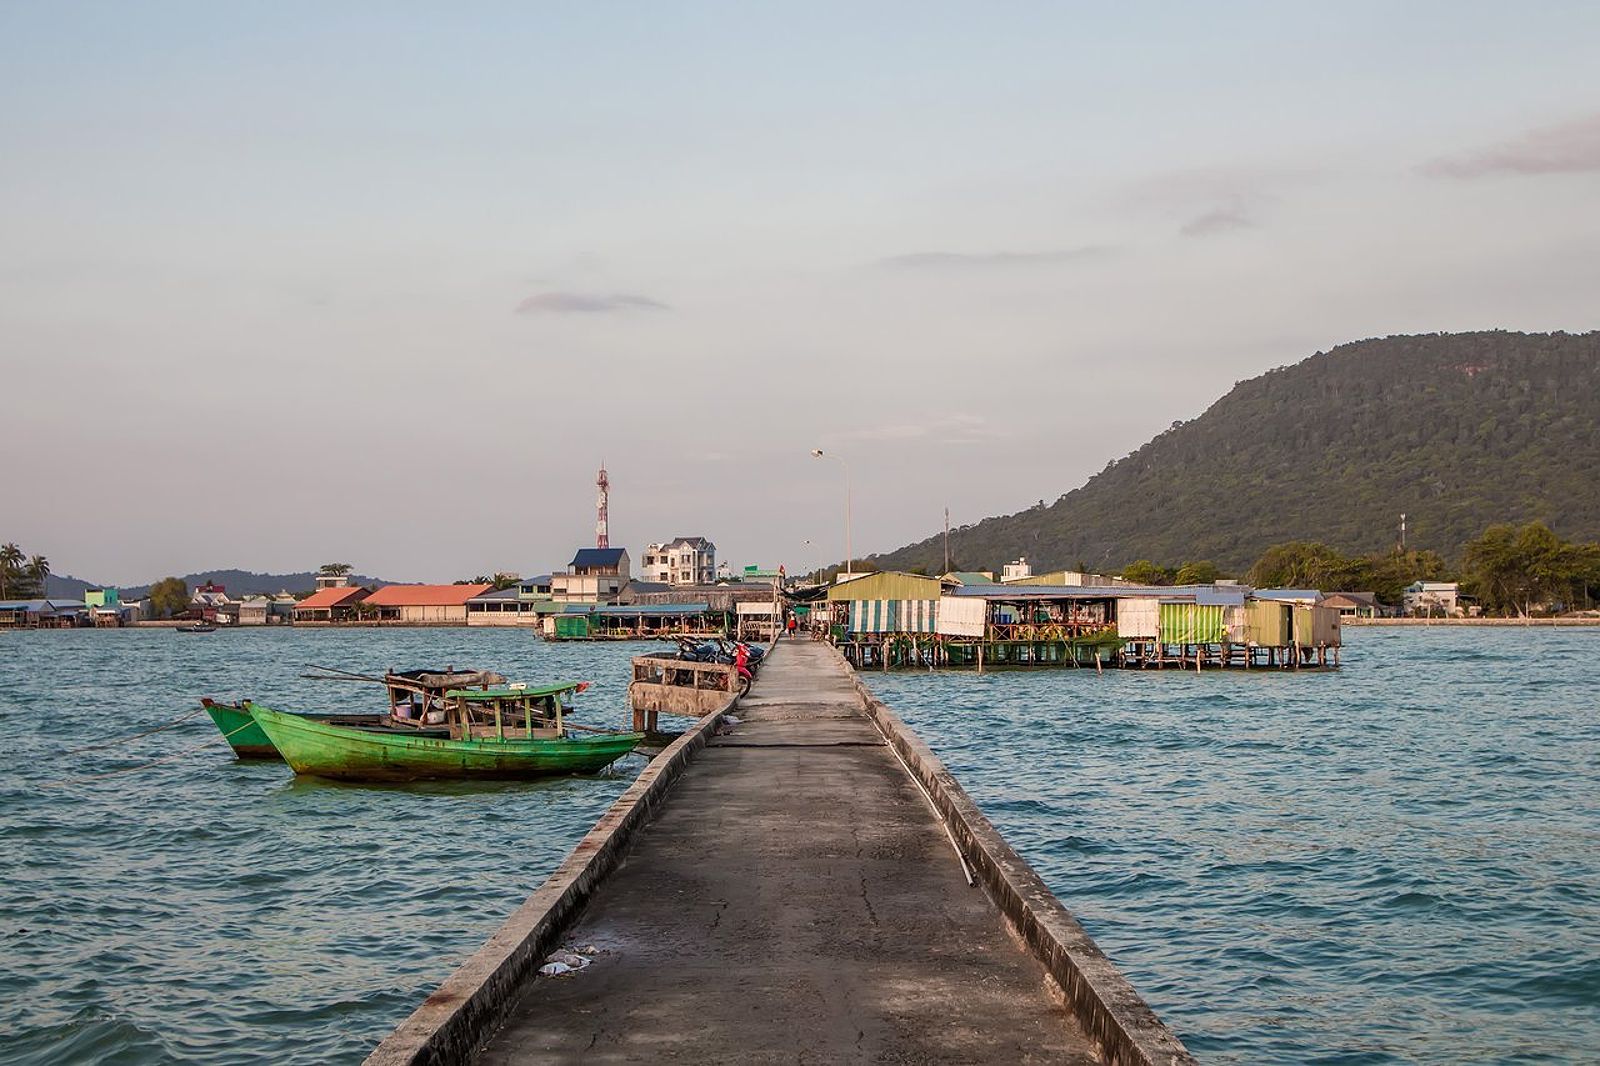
(810, 449), (851, 578)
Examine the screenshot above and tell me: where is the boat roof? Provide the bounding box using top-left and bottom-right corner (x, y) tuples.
(445, 682), (584, 700)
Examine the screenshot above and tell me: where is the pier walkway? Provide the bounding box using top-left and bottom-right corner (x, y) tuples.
(477, 640), (1100, 1063)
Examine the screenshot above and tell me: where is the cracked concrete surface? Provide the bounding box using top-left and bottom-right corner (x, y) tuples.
(476, 640), (1100, 1064)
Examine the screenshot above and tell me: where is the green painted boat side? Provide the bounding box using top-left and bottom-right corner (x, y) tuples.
(246, 702), (644, 782)
(203, 701), (280, 759)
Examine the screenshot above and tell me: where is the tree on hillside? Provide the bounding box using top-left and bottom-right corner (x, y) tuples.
(1461, 522), (1600, 615)
(26, 555), (49, 598)
(1246, 542), (1356, 590)
(0, 543), (24, 598)
(319, 562), (354, 577)
(1174, 560), (1222, 585)
(1120, 560), (1172, 585)
(149, 577), (190, 618)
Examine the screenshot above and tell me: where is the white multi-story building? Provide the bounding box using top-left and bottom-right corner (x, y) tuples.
(1000, 557), (1033, 582)
(1403, 581), (1461, 617)
(640, 537), (716, 586)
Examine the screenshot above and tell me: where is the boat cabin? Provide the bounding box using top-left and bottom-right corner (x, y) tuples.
(437, 684), (588, 741)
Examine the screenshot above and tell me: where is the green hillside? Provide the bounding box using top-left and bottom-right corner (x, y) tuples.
(869, 331), (1600, 574)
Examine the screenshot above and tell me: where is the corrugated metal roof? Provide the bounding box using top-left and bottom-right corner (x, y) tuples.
(469, 587), (522, 602)
(1254, 589), (1323, 603)
(825, 571), (947, 602)
(592, 603), (712, 617)
(295, 586), (368, 609)
(949, 583), (1143, 599)
(365, 584), (493, 607)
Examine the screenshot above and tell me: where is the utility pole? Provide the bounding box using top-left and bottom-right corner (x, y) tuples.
(1399, 512), (1406, 554)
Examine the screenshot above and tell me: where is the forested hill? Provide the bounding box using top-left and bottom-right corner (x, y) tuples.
(45, 569), (390, 599)
(869, 331), (1600, 574)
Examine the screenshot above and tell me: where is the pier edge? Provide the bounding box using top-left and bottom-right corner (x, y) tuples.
(841, 648), (1198, 1066)
(362, 692), (739, 1066)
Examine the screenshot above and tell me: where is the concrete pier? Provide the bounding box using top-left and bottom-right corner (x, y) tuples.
(369, 640), (1192, 1065)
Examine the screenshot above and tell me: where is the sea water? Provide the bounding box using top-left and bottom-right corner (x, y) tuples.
(0, 628), (655, 1064)
(865, 626), (1600, 1063)
(3, 627), (1597, 1063)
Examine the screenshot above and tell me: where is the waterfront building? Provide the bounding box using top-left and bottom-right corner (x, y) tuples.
(85, 588), (125, 627)
(292, 585), (369, 624)
(363, 584), (492, 624)
(190, 582), (235, 624)
(238, 596), (271, 626)
(552, 548), (630, 604)
(1403, 581), (1461, 617)
(0, 600), (51, 628)
(640, 537), (717, 586)
(466, 586), (542, 627)
(1322, 592), (1380, 619)
(825, 571), (948, 637)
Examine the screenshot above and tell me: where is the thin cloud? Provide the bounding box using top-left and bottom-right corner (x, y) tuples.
(877, 246), (1112, 270)
(838, 412), (998, 444)
(1181, 207), (1255, 238)
(1421, 112), (1600, 178)
(514, 291), (668, 314)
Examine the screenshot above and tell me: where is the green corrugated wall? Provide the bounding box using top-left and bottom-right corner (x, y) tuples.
(1159, 602), (1226, 644)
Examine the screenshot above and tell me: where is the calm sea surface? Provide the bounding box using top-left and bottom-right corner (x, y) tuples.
(865, 626), (1600, 1064)
(3, 628), (1598, 1063)
(0, 628), (656, 1065)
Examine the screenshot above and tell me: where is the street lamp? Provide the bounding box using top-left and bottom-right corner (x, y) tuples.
(811, 448), (852, 578)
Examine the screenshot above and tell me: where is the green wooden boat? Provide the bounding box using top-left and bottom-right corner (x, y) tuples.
(246, 683), (643, 782)
(201, 698), (407, 760)
(201, 667), (504, 759)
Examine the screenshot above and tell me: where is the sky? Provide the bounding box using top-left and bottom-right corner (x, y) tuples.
(3, 2), (1599, 584)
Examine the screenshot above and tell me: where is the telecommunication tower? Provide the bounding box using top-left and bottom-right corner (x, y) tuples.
(596, 464), (610, 549)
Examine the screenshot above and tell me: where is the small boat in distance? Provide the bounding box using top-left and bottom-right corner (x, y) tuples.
(248, 681), (642, 782)
(176, 624), (216, 633)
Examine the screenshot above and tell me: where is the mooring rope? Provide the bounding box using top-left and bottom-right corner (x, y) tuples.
(43, 722), (256, 788)
(60, 704), (210, 755)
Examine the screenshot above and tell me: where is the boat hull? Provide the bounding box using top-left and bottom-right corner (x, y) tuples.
(203, 701), (280, 759)
(203, 701), (409, 760)
(247, 703), (643, 782)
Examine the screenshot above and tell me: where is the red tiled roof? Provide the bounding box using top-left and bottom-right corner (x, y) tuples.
(364, 584), (493, 607)
(295, 586), (368, 610)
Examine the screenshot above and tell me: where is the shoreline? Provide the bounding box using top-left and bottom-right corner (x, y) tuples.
(1344, 616), (1600, 627)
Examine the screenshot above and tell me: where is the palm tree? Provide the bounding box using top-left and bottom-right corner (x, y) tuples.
(0, 543), (24, 599)
(26, 555), (51, 599)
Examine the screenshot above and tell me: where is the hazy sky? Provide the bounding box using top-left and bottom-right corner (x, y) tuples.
(4, 2), (1599, 583)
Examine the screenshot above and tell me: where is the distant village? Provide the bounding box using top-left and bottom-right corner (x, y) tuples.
(0, 465), (1484, 640)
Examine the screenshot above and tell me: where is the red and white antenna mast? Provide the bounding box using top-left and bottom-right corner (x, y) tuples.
(596, 463), (610, 549)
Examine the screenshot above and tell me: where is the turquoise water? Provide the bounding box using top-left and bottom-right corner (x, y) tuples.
(0, 628), (658, 1065)
(865, 627), (1600, 1064)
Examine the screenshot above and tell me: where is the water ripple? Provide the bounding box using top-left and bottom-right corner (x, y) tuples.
(866, 626), (1600, 1064)
(0, 628), (655, 1063)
